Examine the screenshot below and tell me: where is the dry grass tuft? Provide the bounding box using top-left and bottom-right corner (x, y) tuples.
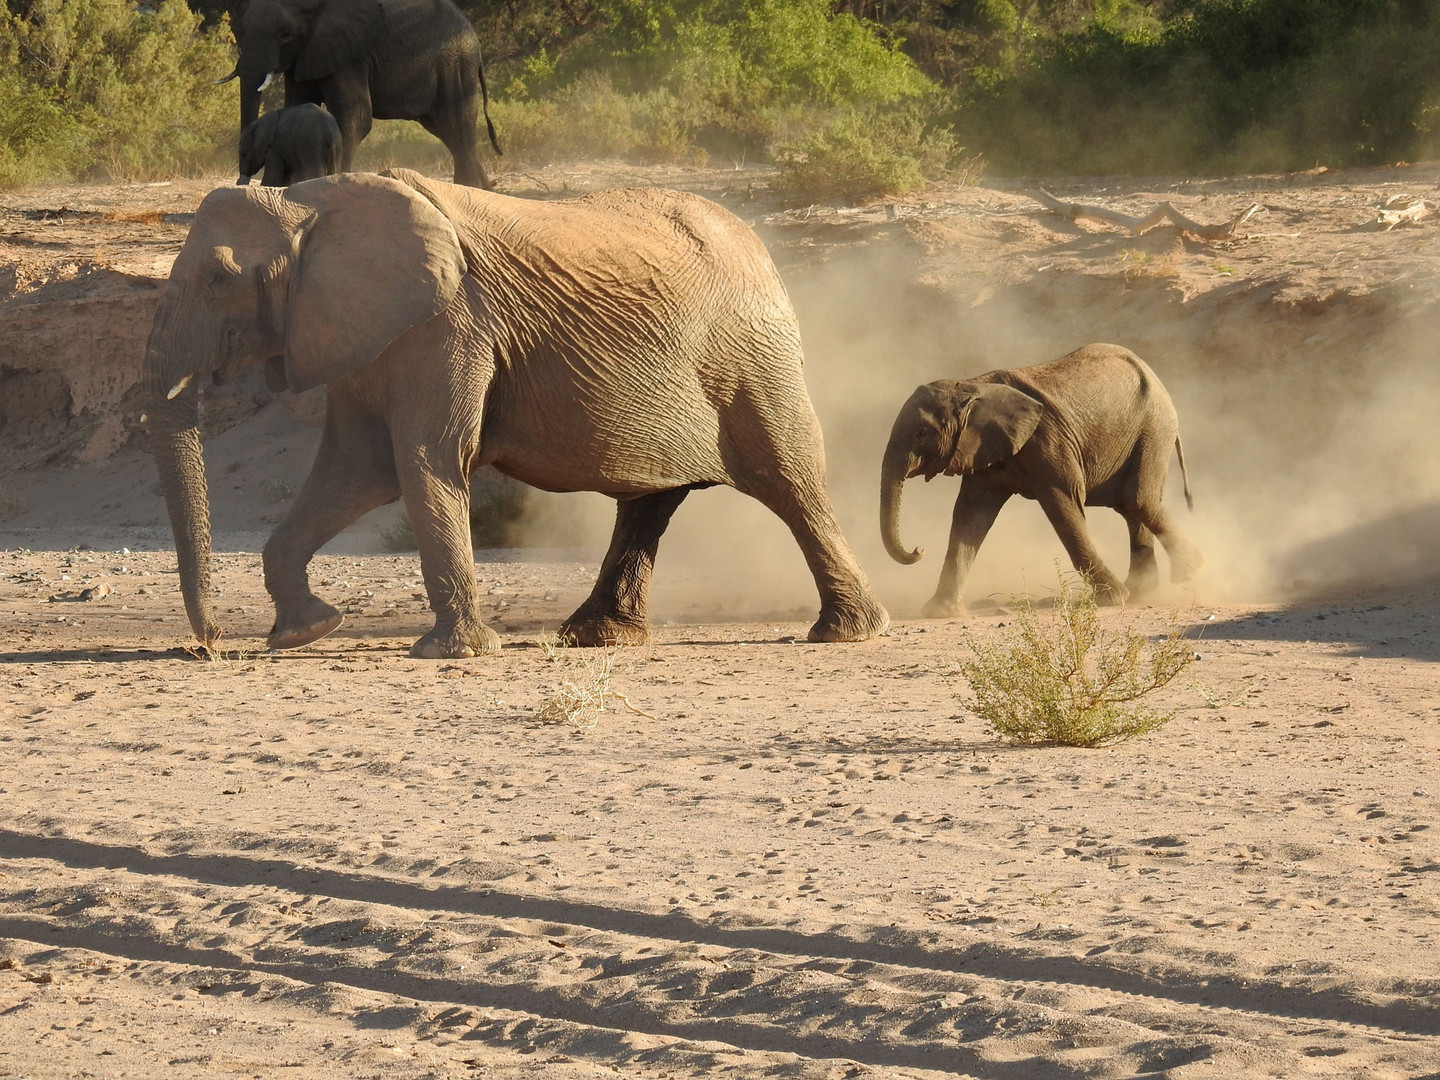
(537, 648), (654, 729)
(958, 573), (1196, 747)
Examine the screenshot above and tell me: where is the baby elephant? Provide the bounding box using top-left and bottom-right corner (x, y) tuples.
(880, 343), (1203, 615)
(237, 104), (341, 187)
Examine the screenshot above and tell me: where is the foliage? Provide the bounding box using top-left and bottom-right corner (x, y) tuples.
(1, 0), (234, 186)
(957, 0), (1440, 173)
(774, 106), (958, 203)
(483, 0), (946, 168)
(958, 574), (1196, 747)
(8, 0), (1438, 187)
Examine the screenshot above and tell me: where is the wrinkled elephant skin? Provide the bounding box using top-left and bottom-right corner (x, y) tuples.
(144, 171), (888, 659)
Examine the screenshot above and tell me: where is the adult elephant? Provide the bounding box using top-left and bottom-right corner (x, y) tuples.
(879, 344), (1203, 616)
(221, 0), (501, 189)
(143, 170), (889, 658)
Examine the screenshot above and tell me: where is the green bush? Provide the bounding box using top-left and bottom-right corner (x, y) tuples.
(958, 574), (1195, 747)
(494, 0), (946, 169)
(960, 0), (1440, 174)
(774, 107), (957, 204)
(0, 0), (234, 187)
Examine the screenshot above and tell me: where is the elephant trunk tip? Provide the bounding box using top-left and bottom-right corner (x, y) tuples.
(890, 544), (925, 566)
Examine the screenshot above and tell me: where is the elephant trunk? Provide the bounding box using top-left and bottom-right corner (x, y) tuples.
(880, 436), (924, 565)
(144, 306), (221, 648)
(237, 37), (279, 138)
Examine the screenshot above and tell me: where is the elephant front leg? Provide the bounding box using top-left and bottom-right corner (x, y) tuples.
(398, 457), (500, 660)
(1036, 487), (1128, 605)
(924, 480), (1010, 619)
(265, 403), (401, 650)
(561, 488), (690, 647)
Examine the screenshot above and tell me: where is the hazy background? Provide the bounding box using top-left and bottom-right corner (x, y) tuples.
(491, 234), (1440, 625)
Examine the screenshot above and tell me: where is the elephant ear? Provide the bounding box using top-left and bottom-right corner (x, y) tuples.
(950, 383), (1044, 474)
(295, 0), (383, 82)
(283, 173), (466, 393)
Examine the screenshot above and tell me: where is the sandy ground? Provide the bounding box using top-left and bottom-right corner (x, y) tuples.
(2, 548), (1440, 1079)
(3, 159), (1440, 1077)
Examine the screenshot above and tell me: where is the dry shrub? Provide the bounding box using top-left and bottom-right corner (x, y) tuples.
(537, 647), (654, 729)
(958, 574), (1195, 747)
(538, 649), (616, 729)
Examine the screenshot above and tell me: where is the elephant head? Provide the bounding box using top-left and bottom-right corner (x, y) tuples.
(143, 174), (466, 646)
(234, 0), (382, 142)
(880, 380), (1044, 564)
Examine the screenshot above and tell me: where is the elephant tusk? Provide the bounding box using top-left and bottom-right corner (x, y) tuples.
(256, 72), (274, 93)
(214, 67), (239, 85)
(166, 373), (195, 400)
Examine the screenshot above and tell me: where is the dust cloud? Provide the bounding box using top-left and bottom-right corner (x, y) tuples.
(509, 238), (1440, 625)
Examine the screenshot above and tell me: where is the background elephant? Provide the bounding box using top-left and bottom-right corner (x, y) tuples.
(144, 170), (888, 658)
(880, 343), (1203, 615)
(221, 0), (501, 189)
(238, 103), (341, 186)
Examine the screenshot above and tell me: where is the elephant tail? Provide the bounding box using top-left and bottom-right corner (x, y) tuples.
(1174, 436), (1194, 511)
(479, 59), (502, 156)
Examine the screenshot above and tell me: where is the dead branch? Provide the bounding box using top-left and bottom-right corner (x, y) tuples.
(1032, 189), (1261, 240)
(1376, 195), (1428, 231)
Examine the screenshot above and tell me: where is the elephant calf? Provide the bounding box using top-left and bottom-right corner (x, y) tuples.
(880, 343), (1204, 615)
(237, 104), (341, 187)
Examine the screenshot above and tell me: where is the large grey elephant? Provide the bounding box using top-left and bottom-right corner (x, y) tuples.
(238, 104), (341, 186)
(880, 344), (1203, 616)
(219, 0), (501, 188)
(144, 170), (889, 658)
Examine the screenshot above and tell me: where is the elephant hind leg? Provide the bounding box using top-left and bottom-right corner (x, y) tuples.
(420, 95), (490, 190)
(739, 473), (888, 643)
(1122, 513), (1161, 599)
(1124, 435), (1205, 586)
(561, 488), (691, 647)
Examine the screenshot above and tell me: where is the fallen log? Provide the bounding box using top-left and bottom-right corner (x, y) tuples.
(1376, 195), (1428, 231)
(1031, 189), (1260, 240)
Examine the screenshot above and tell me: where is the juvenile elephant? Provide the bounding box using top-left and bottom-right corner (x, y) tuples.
(220, 0), (501, 188)
(880, 344), (1203, 616)
(144, 171), (889, 658)
(237, 104), (341, 186)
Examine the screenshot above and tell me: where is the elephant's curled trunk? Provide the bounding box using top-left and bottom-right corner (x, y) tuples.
(147, 384), (222, 648)
(880, 440), (924, 565)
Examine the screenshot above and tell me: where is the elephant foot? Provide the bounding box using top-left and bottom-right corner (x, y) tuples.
(1170, 546), (1206, 585)
(1123, 571), (1160, 602)
(559, 614), (652, 648)
(807, 594), (890, 643)
(410, 621), (502, 660)
(1091, 578), (1129, 607)
(268, 597), (344, 650)
(921, 595), (966, 620)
